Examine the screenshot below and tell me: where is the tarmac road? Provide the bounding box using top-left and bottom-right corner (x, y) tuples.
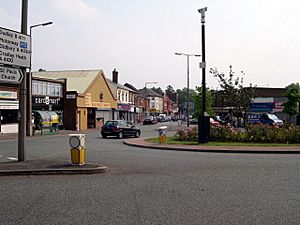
(0, 122), (300, 225)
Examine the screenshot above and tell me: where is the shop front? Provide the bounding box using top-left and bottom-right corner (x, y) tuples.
(0, 88), (19, 132)
(32, 95), (64, 128)
(116, 103), (130, 121)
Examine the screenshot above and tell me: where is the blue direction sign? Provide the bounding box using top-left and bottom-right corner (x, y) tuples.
(0, 66), (24, 84)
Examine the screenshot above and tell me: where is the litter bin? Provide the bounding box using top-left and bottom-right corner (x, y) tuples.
(158, 126), (168, 144)
(68, 134), (86, 165)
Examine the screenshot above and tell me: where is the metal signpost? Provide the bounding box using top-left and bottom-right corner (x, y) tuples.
(0, 0), (30, 161)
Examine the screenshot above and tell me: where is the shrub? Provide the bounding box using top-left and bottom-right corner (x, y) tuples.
(175, 124), (300, 143)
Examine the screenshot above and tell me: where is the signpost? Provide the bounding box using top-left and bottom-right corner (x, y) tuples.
(0, 66), (24, 84)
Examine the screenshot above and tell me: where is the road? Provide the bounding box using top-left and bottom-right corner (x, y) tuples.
(0, 122), (299, 225)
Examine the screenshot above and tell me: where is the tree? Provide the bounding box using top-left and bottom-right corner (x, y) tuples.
(193, 86), (215, 119)
(165, 85), (177, 102)
(176, 88), (197, 115)
(151, 87), (164, 96)
(210, 65), (255, 123)
(282, 83), (300, 121)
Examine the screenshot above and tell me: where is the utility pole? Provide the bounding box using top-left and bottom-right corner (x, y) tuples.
(198, 7), (210, 144)
(18, 0), (28, 161)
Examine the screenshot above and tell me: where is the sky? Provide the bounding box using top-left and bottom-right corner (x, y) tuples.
(1, 0), (300, 91)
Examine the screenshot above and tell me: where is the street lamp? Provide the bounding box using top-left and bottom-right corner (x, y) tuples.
(175, 53), (200, 127)
(144, 81), (158, 95)
(26, 21), (53, 136)
(198, 7), (209, 144)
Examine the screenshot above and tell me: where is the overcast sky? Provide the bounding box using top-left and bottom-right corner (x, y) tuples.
(1, 0), (299, 91)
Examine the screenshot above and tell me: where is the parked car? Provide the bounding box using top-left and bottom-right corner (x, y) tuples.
(247, 113), (283, 126)
(143, 116), (157, 125)
(260, 113), (283, 126)
(101, 120), (141, 138)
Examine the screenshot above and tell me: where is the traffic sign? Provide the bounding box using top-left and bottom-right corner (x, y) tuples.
(0, 27), (31, 68)
(0, 66), (24, 84)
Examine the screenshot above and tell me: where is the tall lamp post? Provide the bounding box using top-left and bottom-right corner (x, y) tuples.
(198, 7), (209, 144)
(175, 53), (200, 127)
(144, 81), (158, 117)
(26, 21), (53, 136)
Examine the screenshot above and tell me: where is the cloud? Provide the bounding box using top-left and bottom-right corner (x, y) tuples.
(51, 0), (100, 22)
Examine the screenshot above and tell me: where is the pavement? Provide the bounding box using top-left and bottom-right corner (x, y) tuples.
(0, 130), (107, 176)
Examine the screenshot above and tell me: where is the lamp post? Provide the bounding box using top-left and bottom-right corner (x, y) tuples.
(175, 53), (200, 127)
(198, 7), (209, 144)
(144, 81), (158, 117)
(26, 21), (53, 136)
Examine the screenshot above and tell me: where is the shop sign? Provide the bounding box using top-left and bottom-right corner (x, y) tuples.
(0, 66), (23, 84)
(249, 102), (274, 112)
(92, 102), (111, 108)
(0, 104), (18, 109)
(85, 93), (92, 107)
(66, 94), (76, 99)
(33, 96), (62, 106)
(0, 90), (17, 99)
(117, 104), (130, 111)
(0, 27), (31, 68)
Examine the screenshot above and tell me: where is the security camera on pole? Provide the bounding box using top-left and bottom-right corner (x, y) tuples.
(198, 7), (210, 144)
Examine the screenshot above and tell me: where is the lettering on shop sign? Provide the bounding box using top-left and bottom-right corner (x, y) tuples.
(33, 96), (61, 105)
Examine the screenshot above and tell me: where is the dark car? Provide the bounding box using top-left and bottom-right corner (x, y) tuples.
(101, 120), (141, 139)
(143, 116), (157, 125)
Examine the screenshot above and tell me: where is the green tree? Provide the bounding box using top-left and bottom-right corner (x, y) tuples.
(210, 65), (255, 122)
(282, 83), (300, 121)
(176, 88), (196, 115)
(165, 85), (177, 102)
(193, 86), (215, 118)
(151, 87), (164, 96)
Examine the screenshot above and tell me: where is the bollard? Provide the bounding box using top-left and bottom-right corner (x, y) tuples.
(68, 134), (86, 165)
(158, 126), (168, 144)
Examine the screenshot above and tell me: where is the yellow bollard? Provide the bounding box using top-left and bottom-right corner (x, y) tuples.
(70, 147), (85, 165)
(158, 126), (168, 144)
(69, 134), (86, 165)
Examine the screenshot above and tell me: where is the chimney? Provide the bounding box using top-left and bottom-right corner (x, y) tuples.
(112, 68), (118, 84)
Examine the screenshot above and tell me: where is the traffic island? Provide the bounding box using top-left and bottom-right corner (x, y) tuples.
(124, 138), (300, 154)
(0, 159), (108, 176)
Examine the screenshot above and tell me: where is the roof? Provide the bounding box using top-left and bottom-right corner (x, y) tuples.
(124, 83), (138, 92)
(138, 87), (163, 97)
(106, 78), (136, 99)
(32, 70), (101, 94)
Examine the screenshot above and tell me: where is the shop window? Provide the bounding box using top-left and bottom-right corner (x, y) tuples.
(49, 83), (55, 96)
(42, 82), (47, 95)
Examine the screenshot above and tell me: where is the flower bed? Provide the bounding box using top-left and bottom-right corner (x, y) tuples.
(175, 124), (300, 144)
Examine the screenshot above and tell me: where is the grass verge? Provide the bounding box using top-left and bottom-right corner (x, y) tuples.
(145, 136), (300, 147)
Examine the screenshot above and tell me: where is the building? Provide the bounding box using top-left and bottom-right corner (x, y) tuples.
(33, 69), (116, 130)
(32, 76), (66, 128)
(138, 87), (164, 116)
(0, 85), (19, 132)
(106, 69), (137, 122)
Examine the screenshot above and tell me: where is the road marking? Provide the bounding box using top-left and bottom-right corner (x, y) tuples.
(0, 155), (2, 158)
(6, 157), (17, 161)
